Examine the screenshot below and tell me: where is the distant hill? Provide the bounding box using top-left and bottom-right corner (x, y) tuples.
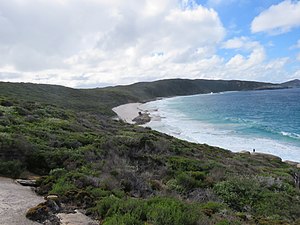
(101, 79), (278, 101)
(280, 79), (300, 88)
(0, 79), (280, 115)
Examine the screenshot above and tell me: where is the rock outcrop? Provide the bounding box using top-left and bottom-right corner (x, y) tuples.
(132, 112), (151, 125)
(16, 179), (37, 187)
(26, 198), (61, 224)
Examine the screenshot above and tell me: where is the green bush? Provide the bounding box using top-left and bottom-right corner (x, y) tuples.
(15, 106), (29, 116)
(103, 214), (143, 225)
(165, 178), (182, 192)
(94, 196), (201, 225)
(168, 156), (204, 172)
(200, 202), (225, 216)
(255, 191), (300, 220)
(176, 172), (202, 190)
(146, 197), (199, 225)
(50, 178), (77, 195)
(0, 160), (23, 178)
(214, 177), (261, 212)
(95, 196), (121, 218)
(25, 151), (49, 174)
(49, 168), (67, 178)
(214, 175), (300, 221)
(86, 187), (111, 199)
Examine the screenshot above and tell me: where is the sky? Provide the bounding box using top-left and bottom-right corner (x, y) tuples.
(0, 0), (300, 88)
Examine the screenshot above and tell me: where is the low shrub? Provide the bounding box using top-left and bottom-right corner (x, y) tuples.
(50, 178), (77, 195)
(200, 201), (226, 216)
(146, 197), (199, 225)
(0, 160), (23, 178)
(214, 177), (261, 212)
(103, 214), (143, 225)
(93, 196), (201, 225)
(176, 172), (202, 190)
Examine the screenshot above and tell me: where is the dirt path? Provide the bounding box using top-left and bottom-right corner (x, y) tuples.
(0, 177), (43, 225)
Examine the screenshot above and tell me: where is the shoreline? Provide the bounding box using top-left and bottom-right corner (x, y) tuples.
(112, 101), (300, 165)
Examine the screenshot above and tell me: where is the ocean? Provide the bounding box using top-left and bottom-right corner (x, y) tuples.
(142, 88), (300, 162)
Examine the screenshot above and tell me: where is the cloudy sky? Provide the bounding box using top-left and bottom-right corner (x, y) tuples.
(0, 0), (300, 88)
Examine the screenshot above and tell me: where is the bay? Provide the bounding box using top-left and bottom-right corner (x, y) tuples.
(142, 88), (300, 162)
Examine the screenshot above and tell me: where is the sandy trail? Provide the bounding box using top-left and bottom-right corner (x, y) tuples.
(0, 177), (43, 225)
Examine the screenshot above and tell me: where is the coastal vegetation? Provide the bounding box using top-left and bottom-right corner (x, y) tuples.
(0, 79), (300, 224)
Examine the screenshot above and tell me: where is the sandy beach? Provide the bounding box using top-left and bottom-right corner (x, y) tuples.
(0, 177), (43, 225)
(112, 103), (143, 124)
(113, 102), (162, 125)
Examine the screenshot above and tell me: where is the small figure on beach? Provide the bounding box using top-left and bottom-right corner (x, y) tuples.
(253, 148), (255, 153)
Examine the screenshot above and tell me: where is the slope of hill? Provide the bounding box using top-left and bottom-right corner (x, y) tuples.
(281, 79), (300, 88)
(0, 82), (136, 116)
(0, 80), (299, 224)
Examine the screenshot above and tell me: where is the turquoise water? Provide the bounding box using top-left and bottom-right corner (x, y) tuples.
(143, 88), (300, 162)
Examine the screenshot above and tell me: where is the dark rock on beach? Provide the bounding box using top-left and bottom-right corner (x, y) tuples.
(16, 179), (37, 187)
(132, 112), (151, 125)
(26, 199), (61, 224)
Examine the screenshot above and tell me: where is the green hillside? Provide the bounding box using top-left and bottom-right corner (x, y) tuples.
(0, 80), (299, 225)
(0, 82), (135, 116)
(0, 79), (279, 116)
(101, 79), (278, 101)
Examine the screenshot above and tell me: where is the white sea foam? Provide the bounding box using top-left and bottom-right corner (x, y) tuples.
(142, 99), (300, 162)
(280, 131), (300, 140)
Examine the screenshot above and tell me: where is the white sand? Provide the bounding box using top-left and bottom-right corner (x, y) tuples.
(0, 177), (43, 225)
(112, 103), (143, 124)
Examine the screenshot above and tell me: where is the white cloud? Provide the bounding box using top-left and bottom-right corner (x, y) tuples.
(0, 0), (297, 87)
(0, 0), (228, 87)
(218, 36), (291, 82)
(222, 36), (261, 50)
(293, 70), (300, 79)
(297, 53), (300, 61)
(222, 38), (245, 49)
(222, 37), (266, 71)
(251, 0), (300, 34)
(225, 46), (266, 70)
